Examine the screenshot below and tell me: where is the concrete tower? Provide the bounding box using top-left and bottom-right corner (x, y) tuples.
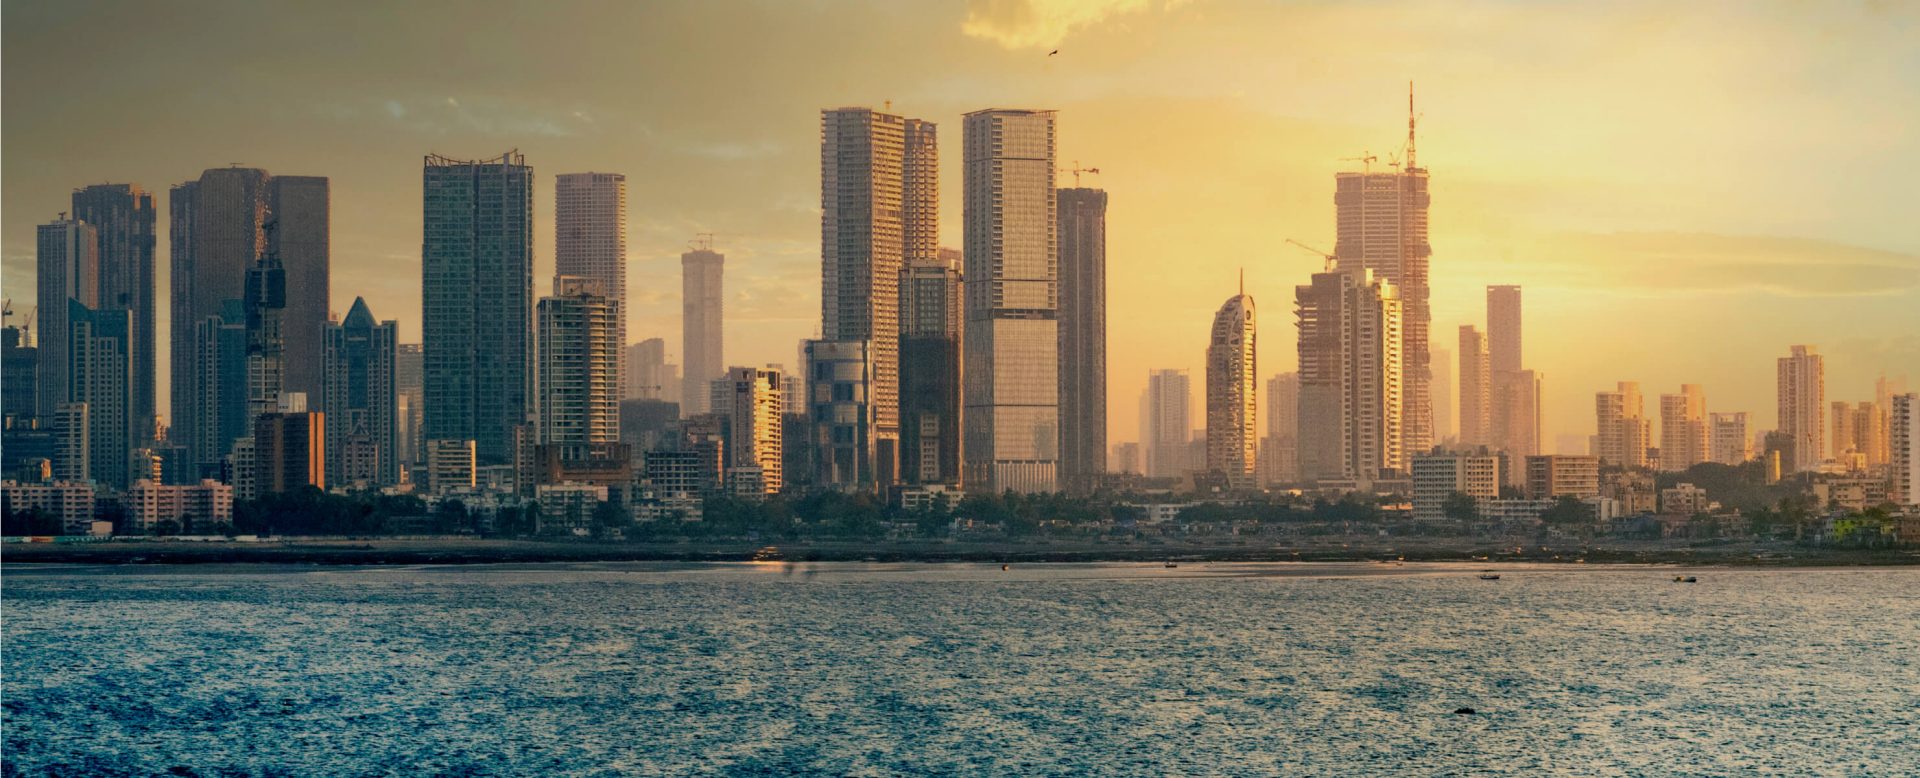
(1205, 283), (1256, 489)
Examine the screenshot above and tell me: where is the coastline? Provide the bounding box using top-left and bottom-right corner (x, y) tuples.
(4, 537), (1916, 567)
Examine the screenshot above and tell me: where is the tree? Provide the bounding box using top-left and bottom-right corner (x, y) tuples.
(1441, 491), (1480, 522)
(1540, 496), (1595, 525)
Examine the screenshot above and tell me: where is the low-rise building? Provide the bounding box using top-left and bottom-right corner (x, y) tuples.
(1411, 453), (1500, 521)
(125, 479), (234, 533)
(1659, 482), (1716, 516)
(899, 483), (964, 512)
(1, 480), (96, 535)
(1525, 455), (1600, 500)
(535, 483), (608, 535)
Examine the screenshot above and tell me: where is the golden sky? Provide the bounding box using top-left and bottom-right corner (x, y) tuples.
(4, 0), (1916, 449)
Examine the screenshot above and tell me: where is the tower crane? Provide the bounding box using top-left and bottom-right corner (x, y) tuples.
(1285, 239), (1337, 272)
(1341, 151), (1377, 173)
(1060, 161), (1101, 187)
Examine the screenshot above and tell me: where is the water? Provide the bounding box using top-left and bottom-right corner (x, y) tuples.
(4, 562), (1917, 776)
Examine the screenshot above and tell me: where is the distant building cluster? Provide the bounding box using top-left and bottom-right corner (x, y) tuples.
(5, 92), (1915, 541)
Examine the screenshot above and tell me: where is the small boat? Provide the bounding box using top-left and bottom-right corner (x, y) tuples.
(1164, 561), (1178, 568)
(1478, 574), (1500, 580)
(1001, 564), (1009, 571)
(1674, 575), (1697, 583)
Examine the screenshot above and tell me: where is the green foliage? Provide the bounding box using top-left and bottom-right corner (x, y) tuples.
(1539, 496), (1595, 525)
(1441, 491), (1479, 522)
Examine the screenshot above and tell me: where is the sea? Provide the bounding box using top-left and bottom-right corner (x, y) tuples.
(3, 562), (1916, 776)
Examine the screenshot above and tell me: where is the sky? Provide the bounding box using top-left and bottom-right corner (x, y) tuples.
(5, 0), (1918, 451)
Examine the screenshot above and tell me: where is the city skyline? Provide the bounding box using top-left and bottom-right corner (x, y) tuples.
(4, 1), (1916, 452)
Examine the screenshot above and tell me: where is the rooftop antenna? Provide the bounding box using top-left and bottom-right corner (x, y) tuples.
(1238, 267), (1245, 296)
(1406, 81), (1418, 171)
(883, 99), (892, 112)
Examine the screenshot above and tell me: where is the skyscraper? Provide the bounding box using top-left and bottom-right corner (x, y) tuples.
(268, 176), (331, 404)
(1334, 93), (1432, 462)
(1709, 411), (1751, 465)
(1776, 345), (1825, 472)
(819, 108), (937, 487)
(1593, 382), (1650, 468)
(421, 152), (533, 466)
(1141, 369), (1191, 479)
(1263, 372), (1299, 485)
(1658, 384), (1709, 471)
(1430, 345), (1453, 444)
(67, 300), (131, 488)
(395, 343), (424, 468)
(1296, 267), (1403, 485)
(536, 277), (619, 445)
(1485, 285), (1538, 466)
(1205, 285), (1256, 489)
(170, 168), (328, 471)
(624, 338), (670, 401)
(193, 300), (249, 479)
(1457, 326), (1489, 447)
(718, 366), (784, 496)
(254, 403), (324, 496)
(963, 108), (1059, 494)
(71, 184), (157, 443)
(804, 339), (878, 487)
(36, 216), (98, 421)
(1057, 186), (1107, 494)
(900, 254), (964, 485)
(681, 240), (724, 415)
(323, 298), (398, 488)
(555, 172), (628, 398)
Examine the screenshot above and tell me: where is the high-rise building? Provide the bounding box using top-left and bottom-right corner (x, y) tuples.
(1263, 372), (1299, 485)
(900, 254), (964, 485)
(1411, 452), (1499, 521)
(191, 300), (249, 480)
(819, 108), (937, 486)
(803, 339), (880, 488)
(244, 244), (288, 429)
(1776, 345), (1825, 472)
(1892, 393), (1917, 506)
(253, 400), (324, 496)
(36, 216), (99, 421)
(718, 366), (784, 496)
(1205, 286), (1256, 489)
(1297, 266), (1402, 485)
(1659, 384), (1709, 471)
(681, 240), (724, 415)
(963, 108), (1059, 494)
(1334, 95), (1432, 462)
(71, 184), (157, 443)
(1057, 186), (1107, 493)
(1141, 369), (1191, 479)
(2, 326), (36, 426)
(1430, 346), (1453, 444)
(52, 403), (90, 484)
(624, 338), (671, 401)
(267, 176), (331, 404)
(421, 152), (533, 466)
(1593, 382), (1650, 468)
(1485, 286), (1538, 468)
(555, 173), (627, 397)
(323, 298), (397, 488)
(1457, 326), (1489, 447)
(395, 343), (423, 468)
(536, 277), (619, 445)
(170, 168), (328, 470)
(67, 301), (131, 488)
(1829, 401), (1882, 467)
(1710, 412), (1752, 465)
(1524, 455), (1600, 499)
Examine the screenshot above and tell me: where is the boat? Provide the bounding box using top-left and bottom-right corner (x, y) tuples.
(1478, 574), (1500, 580)
(1674, 575), (1697, 583)
(1164, 561), (1178, 568)
(1001, 564), (1009, 571)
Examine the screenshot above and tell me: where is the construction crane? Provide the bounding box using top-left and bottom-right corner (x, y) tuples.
(1341, 151), (1378, 173)
(1060, 161), (1101, 187)
(1285, 239), (1337, 272)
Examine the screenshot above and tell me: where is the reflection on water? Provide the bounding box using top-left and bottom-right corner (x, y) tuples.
(5, 563), (1917, 775)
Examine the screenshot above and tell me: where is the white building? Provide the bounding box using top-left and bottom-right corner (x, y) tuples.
(537, 276), (620, 445)
(1410, 453), (1500, 521)
(125, 479), (234, 533)
(1777, 345), (1825, 472)
(2, 480), (96, 535)
(554, 172), (628, 397)
(1892, 393), (1917, 506)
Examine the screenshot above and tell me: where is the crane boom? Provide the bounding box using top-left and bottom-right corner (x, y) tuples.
(1285, 239), (1337, 272)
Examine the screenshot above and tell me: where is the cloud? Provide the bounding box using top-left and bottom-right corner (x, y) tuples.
(1479, 232), (1920, 299)
(961, 0), (1186, 49)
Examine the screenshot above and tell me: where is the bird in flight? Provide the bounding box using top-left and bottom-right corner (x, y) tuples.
(1049, 49), (1059, 56)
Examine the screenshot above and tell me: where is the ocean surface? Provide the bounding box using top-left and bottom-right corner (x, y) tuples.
(4, 562), (1917, 776)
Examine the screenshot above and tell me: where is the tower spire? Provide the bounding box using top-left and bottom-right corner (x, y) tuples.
(1239, 267), (1244, 296)
(1406, 81), (1418, 171)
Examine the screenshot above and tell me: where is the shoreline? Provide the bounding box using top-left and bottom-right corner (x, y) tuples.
(4, 538), (1916, 567)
